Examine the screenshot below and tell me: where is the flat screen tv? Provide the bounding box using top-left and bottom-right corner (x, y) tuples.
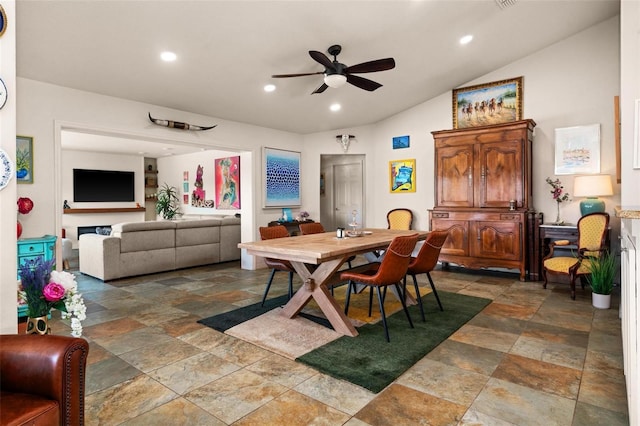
(73, 168), (135, 202)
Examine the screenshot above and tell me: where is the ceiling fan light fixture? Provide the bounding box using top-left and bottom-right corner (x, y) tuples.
(324, 73), (347, 88)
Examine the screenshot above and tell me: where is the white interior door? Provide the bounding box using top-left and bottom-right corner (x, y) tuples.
(333, 161), (364, 230)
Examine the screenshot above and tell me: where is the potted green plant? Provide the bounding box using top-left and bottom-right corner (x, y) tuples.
(155, 183), (181, 220)
(586, 250), (617, 309)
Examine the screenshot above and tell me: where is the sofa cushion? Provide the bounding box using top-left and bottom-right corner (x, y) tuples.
(111, 221), (176, 233)
(176, 224), (220, 247)
(174, 218), (222, 228)
(117, 229), (175, 253)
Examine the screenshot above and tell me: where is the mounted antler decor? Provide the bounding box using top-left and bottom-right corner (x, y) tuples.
(148, 113), (217, 131)
(337, 134), (355, 152)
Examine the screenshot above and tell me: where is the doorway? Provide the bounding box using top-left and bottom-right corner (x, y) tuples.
(320, 154), (365, 230)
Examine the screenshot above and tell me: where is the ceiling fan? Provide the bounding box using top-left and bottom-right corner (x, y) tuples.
(272, 44), (395, 94)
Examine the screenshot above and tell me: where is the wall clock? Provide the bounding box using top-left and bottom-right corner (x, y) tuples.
(0, 78), (7, 110)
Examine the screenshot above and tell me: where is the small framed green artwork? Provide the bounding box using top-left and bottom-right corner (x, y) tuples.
(16, 135), (33, 184)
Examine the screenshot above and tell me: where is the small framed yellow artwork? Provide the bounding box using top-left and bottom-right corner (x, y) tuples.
(389, 159), (416, 193)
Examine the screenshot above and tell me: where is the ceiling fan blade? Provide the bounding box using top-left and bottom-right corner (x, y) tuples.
(309, 50), (336, 71)
(271, 71), (324, 78)
(312, 83), (329, 94)
(347, 74), (382, 92)
(345, 58), (395, 74)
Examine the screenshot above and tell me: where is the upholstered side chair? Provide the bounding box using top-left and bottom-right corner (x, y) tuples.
(542, 212), (610, 299)
(387, 208), (413, 230)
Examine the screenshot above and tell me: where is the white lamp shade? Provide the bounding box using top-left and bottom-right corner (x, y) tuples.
(573, 175), (613, 197)
(324, 73), (347, 88)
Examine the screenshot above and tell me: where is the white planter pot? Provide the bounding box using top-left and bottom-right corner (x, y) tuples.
(592, 292), (611, 309)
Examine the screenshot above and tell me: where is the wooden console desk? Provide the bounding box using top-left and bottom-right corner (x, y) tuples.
(267, 220), (314, 236)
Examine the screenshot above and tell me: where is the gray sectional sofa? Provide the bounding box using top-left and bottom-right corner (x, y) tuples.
(78, 216), (241, 281)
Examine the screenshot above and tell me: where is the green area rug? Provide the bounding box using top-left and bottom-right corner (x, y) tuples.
(199, 291), (491, 393)
(298, 291), (490, 393)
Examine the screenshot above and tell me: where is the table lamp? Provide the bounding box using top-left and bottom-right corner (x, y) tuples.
(573, 174), (613, 216)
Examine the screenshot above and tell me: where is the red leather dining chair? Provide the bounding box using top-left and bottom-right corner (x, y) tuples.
(299, 222), (355, 269)
(341, 233), (419, 342)
(404, 230), (449, 321)
(258, 226), (296, 306)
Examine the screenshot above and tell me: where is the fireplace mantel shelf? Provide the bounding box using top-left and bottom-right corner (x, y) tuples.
(63, 207), (146, 214)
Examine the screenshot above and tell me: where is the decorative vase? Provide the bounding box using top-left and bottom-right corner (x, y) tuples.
(592, 293), (611, 309)
(17, 220), (22, 238)
(554, 202), (564, 225)
(25, 315), (51, 335)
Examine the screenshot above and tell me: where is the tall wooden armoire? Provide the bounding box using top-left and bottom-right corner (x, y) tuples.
(429, 119), (537, 281)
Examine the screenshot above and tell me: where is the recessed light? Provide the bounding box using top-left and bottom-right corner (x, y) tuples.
(264, 84), (276, 92)
(330, 103), (341, 112)
(459, 35), (473, 45)
(160, 51), (177, 62)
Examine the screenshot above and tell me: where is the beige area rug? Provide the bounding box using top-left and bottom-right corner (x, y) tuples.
(225, 308), (345, 359)
(225, 285), (422, 359)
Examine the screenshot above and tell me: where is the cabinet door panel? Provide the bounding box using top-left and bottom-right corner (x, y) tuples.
(431, 219), (468, 256)
(436, 145), (474, 207)
(470, 221), (521, 260)
(477, 140), (522, 208)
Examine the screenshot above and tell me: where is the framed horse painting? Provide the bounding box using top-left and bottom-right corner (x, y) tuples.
(452, 76), (523, 129)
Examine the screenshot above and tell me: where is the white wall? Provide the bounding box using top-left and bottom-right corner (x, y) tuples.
(156, 149), (244, 218)
(61, 150), (146, 247)
(4, 14), (625, 333)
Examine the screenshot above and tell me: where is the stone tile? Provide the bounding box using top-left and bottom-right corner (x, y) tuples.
(119, 338), (203, 373)
(492, 353), (581, 399)
(246, 353), (318, 388)
(294, 374), (376, 415)
(583, 349), (624, 378)
(449, 323), (519, 353)
(120, 398), (225, 425)
(93, 326), (176, 355)
(521, 321), (590, 349)
(155, 276), (197, 286)
(397, 357), (489, 406)
(578, 369), (628, 414)
(234, 389), (351, 425)
(184, 369), (287, 424)
(469, 378), (575, 425)
(130, 304), (192, 326)
(426, 339), (505, 376)
(355, 384), (468, 426)
(205, 334), (272, 366)
(588, 328), (624, 355)
(572, 401), (629, 426)
(150, 352), (241, 395)
(460, 409), (519, 425)
(85, 375), (177, 425)
(158, 314), (206, 337)
(481, 301), (539, 321)
(510, 335), (586, 370)
(86, 355), (142, 395)
(466, 312), (528, 335)
(82, 317), (146, 339)
(86, 341), (112, 366)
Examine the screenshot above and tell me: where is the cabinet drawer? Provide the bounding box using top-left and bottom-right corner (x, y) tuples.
(18, 243), (45, 256)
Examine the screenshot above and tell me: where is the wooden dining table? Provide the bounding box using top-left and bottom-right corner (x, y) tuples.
(238, 228), (428, 337)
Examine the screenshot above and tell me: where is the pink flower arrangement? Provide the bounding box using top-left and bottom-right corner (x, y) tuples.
(546, 177), (571, 203)
(18, 257), (86, 336)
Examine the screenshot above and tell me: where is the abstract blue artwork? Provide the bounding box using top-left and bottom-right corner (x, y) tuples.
(263, 147), (301, 207)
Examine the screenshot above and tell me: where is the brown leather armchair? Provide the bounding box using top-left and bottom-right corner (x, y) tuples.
(0, 334), (89, 426)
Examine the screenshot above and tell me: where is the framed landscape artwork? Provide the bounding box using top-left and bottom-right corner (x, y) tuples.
(16, 135), (33, 184)
(215, 156), (240, 209)
(554, 124), (600, 175)
(452, 76), (523, 129)
(389, 159), (416, 193)
(263, 147), (301, 208)
(392, 135), (410, 149)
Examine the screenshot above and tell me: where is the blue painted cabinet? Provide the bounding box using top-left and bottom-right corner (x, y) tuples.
(17, 234), (57, 317)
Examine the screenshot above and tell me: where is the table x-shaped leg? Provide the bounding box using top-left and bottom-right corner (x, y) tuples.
(280, 257), (358, 337)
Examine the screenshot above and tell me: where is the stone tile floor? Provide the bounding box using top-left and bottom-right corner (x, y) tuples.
(44, 255), (629, 425)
